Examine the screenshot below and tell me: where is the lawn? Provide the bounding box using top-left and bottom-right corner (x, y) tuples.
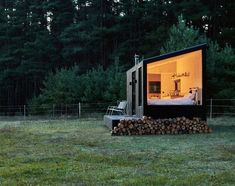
(0, 117), (234, 185)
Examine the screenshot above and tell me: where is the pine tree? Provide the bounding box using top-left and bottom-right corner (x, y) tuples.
(0, 0), (30, 106)
(161, 15), (235, 99)
(44, 0), (74, 34)
(160, 15), (206, 54)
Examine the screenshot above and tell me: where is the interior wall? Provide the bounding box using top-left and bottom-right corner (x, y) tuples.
(176, 50), (202, 101)
(146, 50), (203, 103)
(158, 63), (176, 97)
(161, 73), (174, 97)
(148, 61), (176, 74)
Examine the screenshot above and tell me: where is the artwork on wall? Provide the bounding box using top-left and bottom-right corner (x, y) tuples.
(149, 81), (161, 93)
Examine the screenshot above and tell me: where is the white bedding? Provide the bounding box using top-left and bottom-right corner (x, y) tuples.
(148, 97), (194, 105)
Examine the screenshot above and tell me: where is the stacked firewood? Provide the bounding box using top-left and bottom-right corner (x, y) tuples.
(112, 116), (212, 136)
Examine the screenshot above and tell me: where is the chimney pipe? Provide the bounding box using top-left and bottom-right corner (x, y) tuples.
(134, 54), (139, 65)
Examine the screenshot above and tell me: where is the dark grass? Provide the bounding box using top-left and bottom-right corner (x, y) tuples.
(0, 117), (234, 185)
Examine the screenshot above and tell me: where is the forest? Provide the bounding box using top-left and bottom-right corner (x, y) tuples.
(0, 0), (234, 107)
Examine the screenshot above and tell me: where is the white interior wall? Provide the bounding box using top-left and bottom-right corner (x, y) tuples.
(146, 50), (203, 103)
(176, 51), (202, 101)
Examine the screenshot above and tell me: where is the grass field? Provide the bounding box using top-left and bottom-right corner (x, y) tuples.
(0, 117), (234, 185)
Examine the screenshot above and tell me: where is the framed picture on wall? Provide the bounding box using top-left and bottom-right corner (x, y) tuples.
(149, 81), (161, 93)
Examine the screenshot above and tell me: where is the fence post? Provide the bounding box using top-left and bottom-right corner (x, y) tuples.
(53, 104), (55, 118)
(66, 104), (68, 119)
(79, 102), (81, 118)
(23, 105), (26, 120)
(210, 98), (213, 120)
(61, 104), (62, 117)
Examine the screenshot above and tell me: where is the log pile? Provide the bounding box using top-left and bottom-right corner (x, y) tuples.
(111, 116), (212, 136)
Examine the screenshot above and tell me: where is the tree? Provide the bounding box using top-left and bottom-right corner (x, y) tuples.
(104, 62), (126, 102)
(207, 42), (235, 98)
(0, 0), (234, 109)
(29, 62), (126, 107)
(0, 0), (31, 106)
(44, 0), (74, 34)
(79, 63), (126, 102)
(38, 67), (80, 104)
(160, 15), (206, 54)
(171, 0), (235, 48)
(0, 0), (60, 107)
(161, 15), (235, 99)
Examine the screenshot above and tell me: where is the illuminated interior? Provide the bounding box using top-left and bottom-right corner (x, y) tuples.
(147, 50), (202, 105)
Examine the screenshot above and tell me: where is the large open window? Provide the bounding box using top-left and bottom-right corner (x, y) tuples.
(147, 50), (202, 105)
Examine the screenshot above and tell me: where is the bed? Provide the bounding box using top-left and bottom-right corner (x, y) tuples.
(148, 88), (199, 105)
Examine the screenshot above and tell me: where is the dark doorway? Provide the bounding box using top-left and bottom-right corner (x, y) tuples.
(132, 71), (136, 115)
(174, 79), (181, 94)
(138, 67), (142, 106)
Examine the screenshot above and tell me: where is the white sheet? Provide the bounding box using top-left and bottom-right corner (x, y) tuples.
(148, 97), (194, 105)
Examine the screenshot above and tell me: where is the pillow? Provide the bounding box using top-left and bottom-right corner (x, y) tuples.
(188, 93), (195, 100)
(184, 92), (195, 100)
(184, 93), (190, 98)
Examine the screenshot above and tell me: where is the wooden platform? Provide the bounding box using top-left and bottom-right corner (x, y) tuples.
(104, 115), (138, 130)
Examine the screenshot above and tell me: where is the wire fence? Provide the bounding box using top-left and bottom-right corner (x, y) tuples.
(206, 99), (235, 119)
(0, 99), (234, 121)
(0, 102), (112, 121)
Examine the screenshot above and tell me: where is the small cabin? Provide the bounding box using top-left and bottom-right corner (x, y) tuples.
(126, 44), (207, 120)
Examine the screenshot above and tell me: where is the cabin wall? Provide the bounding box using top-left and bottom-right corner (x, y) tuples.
(142, 44), (207, 120)
(136, 63), (144, 117)
(126, 69), (132, 116)
(127, 44), (206, 120)
(126, 62), (144, 117)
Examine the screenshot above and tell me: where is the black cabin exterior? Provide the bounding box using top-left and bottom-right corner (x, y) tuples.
(126, 44), (207, 120)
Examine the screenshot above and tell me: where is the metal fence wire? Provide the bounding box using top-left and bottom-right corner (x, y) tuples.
(0, 99), (234, 120)
(207, 99), (235, 118)
(0, 102), (113, 120)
